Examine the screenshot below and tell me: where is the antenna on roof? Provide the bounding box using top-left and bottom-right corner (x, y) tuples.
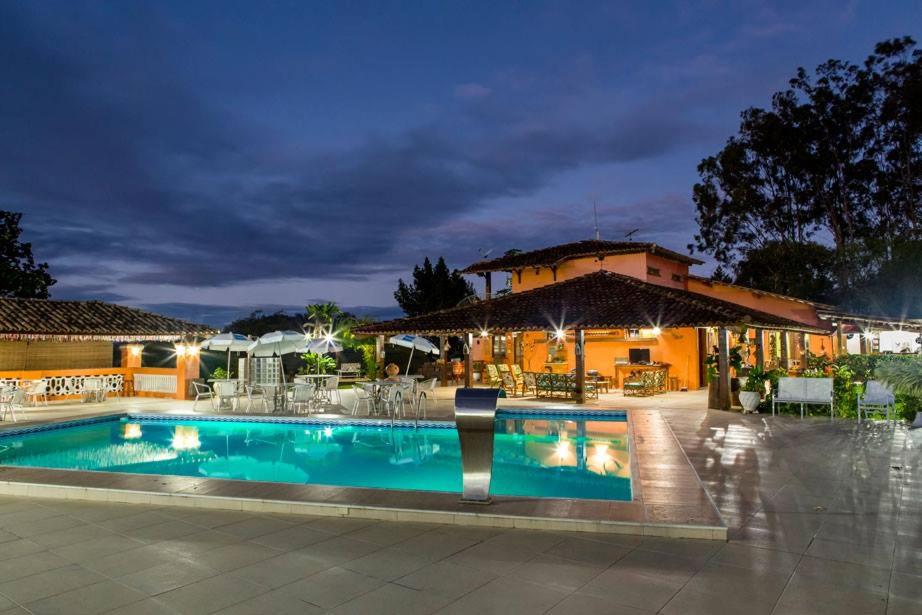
(593, 200), (600, 240)
(624, 228), (640, 242)
(478, 247), (494, 259)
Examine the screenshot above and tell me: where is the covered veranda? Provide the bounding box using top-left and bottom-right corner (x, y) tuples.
(355, 271), (829, 409)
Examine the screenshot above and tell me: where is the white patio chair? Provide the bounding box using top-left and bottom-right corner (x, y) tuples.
(25, 380), (49, 406)
(322, 375), (341, 406)
(191, 381), (214, 411)
(245, 384), (270, 414)
(289, 383), (315, 415)
(352, 384), (374, 416)
(858, 380), (896, 423)
(1, 389), (25, 422)
(415, 378), (438, 424)
(81, 378), (105, 403)
(383, 384), (405, 421)
(213, 381), (238, 412)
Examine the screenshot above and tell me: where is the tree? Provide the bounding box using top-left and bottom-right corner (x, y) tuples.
(692, 37), (921, 298)
(223, 310), (305, 337)
(846, 240), (922, 317)
(733, 241), (837, 303)
(0, 211), (55, 298)
(394, 257), (475, 317)
(306, 302), (343, 336)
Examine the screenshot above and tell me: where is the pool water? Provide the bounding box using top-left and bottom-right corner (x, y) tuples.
(0, 413), (631, 501)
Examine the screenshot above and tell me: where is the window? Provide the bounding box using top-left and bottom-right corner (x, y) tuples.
(672, 273), (683, 282)
(647, 266), (661, 277)
(492, 335), (507, 358)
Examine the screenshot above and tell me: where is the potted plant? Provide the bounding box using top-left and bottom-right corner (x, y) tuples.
(738, 373), (764, 414)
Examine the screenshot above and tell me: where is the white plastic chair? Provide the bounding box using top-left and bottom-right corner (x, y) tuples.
(245, 384), (270, 414)
(858, 380), (896, 423)
(383, 384), (404, 422)
(1, 389), (25, 422)
(213, 381), (238, 412)
(82, 378), (105, 403)
(352, 384), (374, 416)
(289, 383), (315, 415)
(192, 381), (214, 411)
(323, 375), (341, 406)
(25, 380), (48, 406)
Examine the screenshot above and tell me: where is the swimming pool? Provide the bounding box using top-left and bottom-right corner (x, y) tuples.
(0, 412), (631, 501)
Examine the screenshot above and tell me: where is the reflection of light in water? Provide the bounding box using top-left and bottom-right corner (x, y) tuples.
(593, 443), (609, 464)
(171, 426), (200, 450)
(555, 440), (569, 459)
(323, 427), (333, 438)
(121, 423), (142, 439)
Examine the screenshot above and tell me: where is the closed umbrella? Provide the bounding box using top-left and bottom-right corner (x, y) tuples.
(388, 334), (439, 376)
(201, 333), (252, 373)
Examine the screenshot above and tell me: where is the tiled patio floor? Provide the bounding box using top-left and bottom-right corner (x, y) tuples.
(0, 394), (918, 613)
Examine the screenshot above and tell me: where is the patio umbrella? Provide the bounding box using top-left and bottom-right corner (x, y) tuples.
(388, 334), (439, 376)
(201, 332), (252, 373)
(296, 337), (344, 374)
(247, 330), (309, 384)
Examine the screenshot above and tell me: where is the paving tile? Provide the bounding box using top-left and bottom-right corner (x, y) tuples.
(226, 549), (330, 589)
(579, 568), (683, 612)
(24, 580), (148, 615)
(82, 543), (180, 577)
(508, 552), (607, 592)
(709, 542), (802, 575)
(2, 514), (84, 538)
(612, 548), (705, 585)
(805, 536), (893, 569)
(157, 574), (269, 613)
(773, 575), (887, 615)
(444, 538), (536, 575)
(95, 510), (174, 532)
(30, 523), (117, 548)
(217, 588), (324, 614)
(329, 582), (452, 615)
(307, 516), (378, 536)
(342, 547), (432, 581)
(791, 555), (890, 595)
(545, 592), (651, 614)
(50, 533), (145, 563)
(273, 566), (385, 609)
(118, 559), (219, 596)
(345, 521), (441, 547)
(0, 551), (70, 583)
(395, 561), (497, 600)
(104, 597), (183, 614)
(249, 524), (332, 551)
(661, 585), (776, 615)
(434, 576), (568, 615)
(126, 520), (204, 543)
(192, 541), (281, 573)
(296, 535), (383, 567)
(216, 516), (298, 540)
(0, 564), (104, 604)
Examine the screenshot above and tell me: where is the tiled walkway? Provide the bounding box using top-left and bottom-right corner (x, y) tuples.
(0, 398), (918, 613)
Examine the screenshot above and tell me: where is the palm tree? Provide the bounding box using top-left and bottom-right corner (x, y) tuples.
(306, 302), (343, 337)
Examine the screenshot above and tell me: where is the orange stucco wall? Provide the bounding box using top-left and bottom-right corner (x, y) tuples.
(686, 278), (824, 328)
(511, 253), (690, 293)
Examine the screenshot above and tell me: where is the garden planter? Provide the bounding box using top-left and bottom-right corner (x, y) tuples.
(739, 391), (761, 414)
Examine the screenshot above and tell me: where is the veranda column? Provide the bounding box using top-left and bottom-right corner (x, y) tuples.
(753, 328), (764, 368)
(439, 335), (448, 386)
(717, 327), (731, 411)
(835, 321), (845, 356)
(575, 329), (586, 404)
(375, 335), (385, 379)
(483, 272), (492, 300)
(780, 331), (789, 370)
(463, 332), (473, 388)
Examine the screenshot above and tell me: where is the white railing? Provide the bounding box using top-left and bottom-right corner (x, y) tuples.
(134, 373), (177, 394)
(1, 374), (124, 397)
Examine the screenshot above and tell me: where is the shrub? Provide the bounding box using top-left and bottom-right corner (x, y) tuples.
(211, 366), (229, 379)
(300, 353), (336, 374)
(875, 356), (922, 422)
(359, 344), (377, 379)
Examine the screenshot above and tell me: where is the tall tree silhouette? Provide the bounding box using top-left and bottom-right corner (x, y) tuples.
(0, 211), (55, 299)
(394, 257), (474, 317)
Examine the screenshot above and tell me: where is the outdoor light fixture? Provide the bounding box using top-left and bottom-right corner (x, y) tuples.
(480, 329), (489, 337)
(652, 326), (662, 336)
(174, 344), (187, 357)
(188, 345), (200, 356)
(554, 328), (566, 341)
(324, 333), (335, 344)
(129, 345), (142, 357)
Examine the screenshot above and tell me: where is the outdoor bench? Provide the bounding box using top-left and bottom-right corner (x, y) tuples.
(772, 377), (834, 419)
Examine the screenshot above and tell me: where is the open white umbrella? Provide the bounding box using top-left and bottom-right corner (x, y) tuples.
(247, 330), (309, 385)
(296, 337), (344, 374)
(388, 334), (439, 376)
(201, 333), (252, 373)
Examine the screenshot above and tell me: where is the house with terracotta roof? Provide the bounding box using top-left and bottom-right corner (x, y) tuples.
(357, 239), (922, 408)
(0, 298), (216, 400)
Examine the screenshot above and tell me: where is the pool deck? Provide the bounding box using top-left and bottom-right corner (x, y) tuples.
(0, 393), (725, 540)
(0, 394), (917, 613)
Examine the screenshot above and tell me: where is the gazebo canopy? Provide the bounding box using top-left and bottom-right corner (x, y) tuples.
(0, 298), (217, 342)
(355, 271), (831, 336)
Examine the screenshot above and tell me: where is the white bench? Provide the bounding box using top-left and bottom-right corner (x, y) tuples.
(772, 377), (834, 419)
(337, 363), (363, 380)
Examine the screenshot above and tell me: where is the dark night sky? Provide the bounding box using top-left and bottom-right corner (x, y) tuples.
(3, 1), (919, 325)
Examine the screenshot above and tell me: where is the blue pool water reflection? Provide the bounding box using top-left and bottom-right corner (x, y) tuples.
(0, 414), (631, 501)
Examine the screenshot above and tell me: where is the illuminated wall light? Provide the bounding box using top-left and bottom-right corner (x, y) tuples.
(129, 345), (142, 357)
(554, 328), (566, 341)
(174, 344), (187, 357)
(188, 345), (200, 356)
(480, 329), (489, 337)
(651, 326), (662, 336)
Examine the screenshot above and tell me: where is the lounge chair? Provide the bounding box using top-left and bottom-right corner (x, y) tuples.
(772, 377), (834, 419)
(484, 364), (503, 389)
(858, 380), (896, 423)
